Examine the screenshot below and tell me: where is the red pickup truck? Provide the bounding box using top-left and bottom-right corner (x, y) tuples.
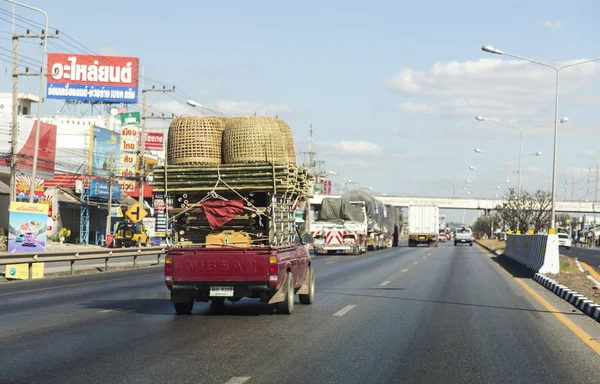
(164, 237), (315, 315)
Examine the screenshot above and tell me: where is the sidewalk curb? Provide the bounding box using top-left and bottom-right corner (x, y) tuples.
(533, 273), (600, 324)
(475, 241), (503, 257)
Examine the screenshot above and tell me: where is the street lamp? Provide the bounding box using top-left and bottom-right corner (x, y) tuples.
(469, 166), (476, 170)
(9, 0), (49, 203)
(187, 99), (229, 116)
(482, 44), (600, 230)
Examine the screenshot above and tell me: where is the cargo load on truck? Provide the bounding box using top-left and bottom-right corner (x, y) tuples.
(340, 189), (391, 250)
(153, 116), (315, 315)
(311, 197), (367, 255)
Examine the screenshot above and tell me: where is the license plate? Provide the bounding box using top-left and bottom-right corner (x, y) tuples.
(461, 239), (466, 242)
(418, 236), (425, 240)
(210, 286), (234, 297)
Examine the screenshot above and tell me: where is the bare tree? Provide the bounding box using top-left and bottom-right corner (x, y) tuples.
(473, 215), (495, 238)
(495, 189), (551, 233)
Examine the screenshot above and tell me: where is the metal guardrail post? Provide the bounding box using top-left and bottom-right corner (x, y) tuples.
(157, 254), (160, 265)
(105, 258), (109, 272)
(70, 260), (75, 275)
(28, 262), (32, 280)
(133, 255), (137, 269)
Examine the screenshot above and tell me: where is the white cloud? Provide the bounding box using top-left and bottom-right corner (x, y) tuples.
(97, 47), (118, 56)
(387, 58), (600, 120)
(316, 140), (383, 155)
(542, 20), (563, 29)
(582, 149), (597, 158)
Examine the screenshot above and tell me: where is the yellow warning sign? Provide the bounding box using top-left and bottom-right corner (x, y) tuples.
(125, 202), (148, 223)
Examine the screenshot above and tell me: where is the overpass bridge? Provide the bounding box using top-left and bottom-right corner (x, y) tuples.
(308, 194), (599, 213)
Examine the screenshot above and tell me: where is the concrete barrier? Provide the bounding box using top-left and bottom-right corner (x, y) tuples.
(504, 234), (559, 274)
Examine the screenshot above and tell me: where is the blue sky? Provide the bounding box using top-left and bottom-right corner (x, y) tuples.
(1, 0), (600, 221)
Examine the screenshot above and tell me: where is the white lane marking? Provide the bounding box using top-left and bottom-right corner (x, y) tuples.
(327, 261), (335, 264)
(414, 261), (419, 265)
(98, 309), (113, 313)
(333, 304), (356, 317)
(401, 268), (409, 273)
(380, 281), (391, 286)
(223, 378), (251, 384)
(0, 272), (160, 297)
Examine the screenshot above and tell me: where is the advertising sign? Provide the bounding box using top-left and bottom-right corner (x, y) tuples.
(110, 206), (124, 217)
(143, 217), (156, 237)
(15, 175), (45, 200)
(155, 213), (167, 237)
(89, 179), (122, 201)
(145, 132), (164, 151)
(7, 202), (49, 253)
(120, 179), (136, 193)
(120, 112), (140, 125)
(153, 198), (166, 214)
(5, 263), (44, 280)
(46, 53), (139, 103)
(89, 125), (120, 178)
(120, 153), (137, 178)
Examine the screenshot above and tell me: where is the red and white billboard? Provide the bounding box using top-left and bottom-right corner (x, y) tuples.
(145, 132), (164, 151)
(46, 53), (139, 103)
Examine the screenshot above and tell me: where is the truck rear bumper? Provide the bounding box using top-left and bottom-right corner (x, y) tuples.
(170, 281), (272, 302)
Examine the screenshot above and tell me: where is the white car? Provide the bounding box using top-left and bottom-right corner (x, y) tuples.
(558, 233), (571, 249)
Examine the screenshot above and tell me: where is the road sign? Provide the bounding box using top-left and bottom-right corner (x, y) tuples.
(120, 112), (140, 125)
(125, 202), (148, 222)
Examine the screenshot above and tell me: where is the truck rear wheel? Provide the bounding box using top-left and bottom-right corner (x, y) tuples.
(174, 301), (194, 315)
(299, 267), (315, 305)
(276, 272), (295, 315)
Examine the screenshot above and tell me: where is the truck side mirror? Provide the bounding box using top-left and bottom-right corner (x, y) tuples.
(302, 234), (314, 245)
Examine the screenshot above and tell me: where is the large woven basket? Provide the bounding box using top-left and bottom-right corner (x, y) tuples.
(223, 116), (287, 164)
(167, 116), (225, 165)
(275, 119), (296, 165)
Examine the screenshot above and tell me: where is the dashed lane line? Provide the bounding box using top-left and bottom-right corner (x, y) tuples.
(401, 269), (409, 273)
(380, 281), (391, 286)
(413, 261), (419, 265)
(223, 377), (251, 384)
(333, 305), (357, 317)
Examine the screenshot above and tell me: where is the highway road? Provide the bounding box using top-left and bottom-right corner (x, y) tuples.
(561, 246), (600, 275)
(1, 243), (600, 383)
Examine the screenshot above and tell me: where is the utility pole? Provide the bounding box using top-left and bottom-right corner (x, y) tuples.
(572, 175), (575, 201)
(9, 28), (58, 203)
(106, 173), (113, 240)
(308, 121), (313, 173)
(139, 82), (175, 204)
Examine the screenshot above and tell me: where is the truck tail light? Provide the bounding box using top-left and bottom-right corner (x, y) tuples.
(165, 255), (173, 276)
(269, 255), (278, 282)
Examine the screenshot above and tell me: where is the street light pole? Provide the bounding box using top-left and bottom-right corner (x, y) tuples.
(482, 45), (600, 231)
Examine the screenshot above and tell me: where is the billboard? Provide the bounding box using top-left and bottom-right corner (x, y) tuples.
(46, 53), (139, 103)
(7, 202), (49, 253)
(15, 175), (45, 201)
(89, 125), (120, 178)
(90, 179), (122, 201)
(145, 132), (164, 151)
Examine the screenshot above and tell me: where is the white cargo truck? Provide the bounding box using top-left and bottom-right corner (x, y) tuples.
(407, 205), (440, 247)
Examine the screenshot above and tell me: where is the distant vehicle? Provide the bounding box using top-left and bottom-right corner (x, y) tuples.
(22, 232), (36, 247)
(437, 233), (447, 242)
(408, 205), (439, 247)
(15, 234), (24, 243)
(114, 222), (148, 247)
(454, 227), (473, 246)
(558, 233), (572, 249)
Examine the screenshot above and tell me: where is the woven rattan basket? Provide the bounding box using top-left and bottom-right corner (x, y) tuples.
(275, 119), (296, 165)
(223, 116), (287, 164)
(167, 116), (225, 165)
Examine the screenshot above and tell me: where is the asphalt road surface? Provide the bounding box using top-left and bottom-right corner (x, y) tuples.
(560, 246), (600, 274)
(1, 243), (600, 383)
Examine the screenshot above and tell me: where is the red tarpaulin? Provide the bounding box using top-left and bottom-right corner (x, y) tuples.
(202, 200), (246, 229)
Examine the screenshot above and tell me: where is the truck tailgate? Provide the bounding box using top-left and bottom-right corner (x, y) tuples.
(170, 248), (271, 283)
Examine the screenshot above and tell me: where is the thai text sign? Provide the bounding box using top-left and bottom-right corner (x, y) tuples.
(145, 132), (164, 151)
(46, 53), (139, 103)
